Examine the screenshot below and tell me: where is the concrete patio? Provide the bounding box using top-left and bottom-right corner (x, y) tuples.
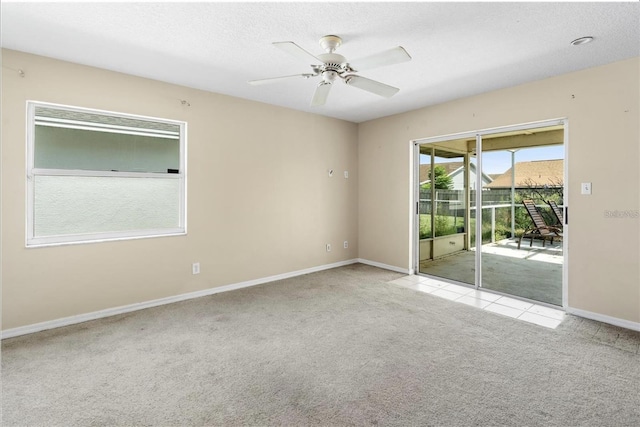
(419, 238), (563, 306)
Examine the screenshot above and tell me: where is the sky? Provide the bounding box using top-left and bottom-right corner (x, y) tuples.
(481, 145), (564, 174)
(421, 145), (564, 175)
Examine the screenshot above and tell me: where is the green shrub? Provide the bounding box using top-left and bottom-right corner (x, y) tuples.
(435, 215), (454, 236)
(494, 223), (512, 240)
(419, 214), (431, 239)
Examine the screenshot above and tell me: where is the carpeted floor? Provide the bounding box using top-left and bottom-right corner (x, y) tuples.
(2, 263), (639, 426)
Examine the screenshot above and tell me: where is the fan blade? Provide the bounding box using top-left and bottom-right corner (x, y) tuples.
(248, 73), (317, 85)
(273, 41), (322, 64)
(345, 75), (399, 98)
(311, 82), (332, 106)
(348, 46), (411, 72)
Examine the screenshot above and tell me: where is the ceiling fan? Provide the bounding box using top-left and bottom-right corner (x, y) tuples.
(248, 35), (412, 106)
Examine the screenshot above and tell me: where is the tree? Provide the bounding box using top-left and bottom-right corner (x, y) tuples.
(421, 165), (453, 190)
(520, 176), (563, 204)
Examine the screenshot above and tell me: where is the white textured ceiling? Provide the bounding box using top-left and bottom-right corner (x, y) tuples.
(2, 2), (639, 123)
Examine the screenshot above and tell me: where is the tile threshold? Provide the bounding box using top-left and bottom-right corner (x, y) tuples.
(391, 275), (565, 329)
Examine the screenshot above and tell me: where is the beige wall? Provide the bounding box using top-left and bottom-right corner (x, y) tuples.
(359, 57), (640, 323)
(1, 50), (359, 330)
(2, 49), (639, 330)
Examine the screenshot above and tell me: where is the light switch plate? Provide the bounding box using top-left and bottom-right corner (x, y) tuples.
(581, 182), (592, 195)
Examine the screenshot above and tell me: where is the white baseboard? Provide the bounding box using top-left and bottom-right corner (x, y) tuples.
(19, 259), (635, 339)
(566, 307), (640, 332)
(356, 258), (411, 275)
(1, 259), (359, 340)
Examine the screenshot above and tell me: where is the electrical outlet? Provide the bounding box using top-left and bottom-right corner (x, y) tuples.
(344, 241), (348, 249)
(326, 244), (331, 252)
(344, 171), (349, 179)
(192, 262), (200, 275)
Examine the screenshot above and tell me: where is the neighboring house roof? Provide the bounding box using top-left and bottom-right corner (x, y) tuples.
(419, 162), (464, 183)
(485, 159), (563, 189)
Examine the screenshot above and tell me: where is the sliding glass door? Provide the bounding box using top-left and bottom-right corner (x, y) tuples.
(415, 120), (566, 306)
(479, 130), (564, 305)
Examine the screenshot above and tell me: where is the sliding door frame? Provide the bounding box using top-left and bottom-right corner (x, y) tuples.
(411, 118), (568, 307)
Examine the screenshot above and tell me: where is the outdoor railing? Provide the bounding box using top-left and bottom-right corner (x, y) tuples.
(419, 199), (561, 244)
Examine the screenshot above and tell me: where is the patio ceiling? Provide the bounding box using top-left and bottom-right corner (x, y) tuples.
(420, 125), (563, 158)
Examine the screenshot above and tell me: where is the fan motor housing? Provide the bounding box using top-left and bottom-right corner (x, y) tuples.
(318, 53), (350, 77)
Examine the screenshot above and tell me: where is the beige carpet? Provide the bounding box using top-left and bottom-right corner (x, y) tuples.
(2, 264), (638, 426)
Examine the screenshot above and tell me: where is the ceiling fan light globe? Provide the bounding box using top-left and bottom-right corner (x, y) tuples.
(322, 70), (338, 83)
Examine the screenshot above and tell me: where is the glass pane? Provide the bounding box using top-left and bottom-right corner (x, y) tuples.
(431, 154), (467, 240)
(418, 146), (475, 286)
(480, 139), (564, 306)
(34, 175), (181, 237)
(34, 106), (180, 134)
(418, 171), (432, 241)
(34, 125), (179, 173)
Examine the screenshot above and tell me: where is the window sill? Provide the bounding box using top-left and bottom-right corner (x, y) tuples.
(26, 230), (187, 248)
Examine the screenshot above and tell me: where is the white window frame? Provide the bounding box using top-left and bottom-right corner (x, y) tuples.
(26, 101), (187, 247)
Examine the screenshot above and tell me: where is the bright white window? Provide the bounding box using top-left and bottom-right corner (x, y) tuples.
(26, 102), (187, 247)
